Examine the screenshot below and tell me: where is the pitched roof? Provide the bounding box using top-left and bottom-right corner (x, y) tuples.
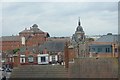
(96, 34), (118, 43)
(1, 36), (21, 41)
(19, 46), (38, 53)
(19, 24), (44, 34)
(39, 41), (65, 52)
(19, 40), (66, 53)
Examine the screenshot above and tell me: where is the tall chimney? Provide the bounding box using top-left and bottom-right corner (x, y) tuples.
(64, 42), (69, 68)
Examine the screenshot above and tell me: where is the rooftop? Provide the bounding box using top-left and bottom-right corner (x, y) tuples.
(96, 34), (118, 43)
(39, 41), (65, 52)
(19, 24), (44, 34)
(1, 36), (21, 41)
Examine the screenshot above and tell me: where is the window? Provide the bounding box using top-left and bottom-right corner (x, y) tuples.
(108, 48), (110, 52)
(22, 58), (24, 62)
(92, 48), (95, 52)
(20, 57), (25, 63)
(106, 48), (107, 52)
(10, 57), (12, 62)
(20, 55), (25, 63)
(106, 48), (110, 52)
(52, 56), (56, 62)
(28, 56), (34, 63)
(41, 57), (46, 62)
(98, 48), (102, 52)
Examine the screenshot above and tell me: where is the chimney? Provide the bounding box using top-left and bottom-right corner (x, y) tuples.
(43, 48), (47, 54)
(64, 42), (69, 68)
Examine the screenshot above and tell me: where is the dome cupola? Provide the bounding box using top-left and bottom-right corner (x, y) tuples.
(76, 17), (84, 33)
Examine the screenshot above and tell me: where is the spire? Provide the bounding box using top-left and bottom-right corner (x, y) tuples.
(78, 17), (81, 26)
(76, 17), (84, 32)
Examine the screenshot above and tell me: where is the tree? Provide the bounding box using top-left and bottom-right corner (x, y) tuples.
(13, 48), (20, 54)
(88, 38), (94, 42)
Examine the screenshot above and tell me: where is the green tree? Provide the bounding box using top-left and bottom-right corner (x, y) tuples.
(13, 48), (20, 54)
(88, 38), (94, 42)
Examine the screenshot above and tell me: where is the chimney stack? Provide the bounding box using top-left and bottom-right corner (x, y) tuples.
(64, 42), (69, 68)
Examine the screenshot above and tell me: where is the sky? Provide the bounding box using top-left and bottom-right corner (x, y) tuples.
(0, 0), (119, 37)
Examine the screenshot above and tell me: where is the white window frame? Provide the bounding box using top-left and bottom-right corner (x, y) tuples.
(20, 55), (25, 63)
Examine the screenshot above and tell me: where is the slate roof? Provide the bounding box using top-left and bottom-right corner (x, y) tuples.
(1, 36), (21, 41)
(19, 24), (44, 34)
(19, 46), (38, 53)
(19, 41), (65, 53)
(96, 34), (118, 42)
(39, 41), (65, 52)
(19, 39), (66, 53)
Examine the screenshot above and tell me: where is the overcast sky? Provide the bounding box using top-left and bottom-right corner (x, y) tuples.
(1, 1), (119, 37)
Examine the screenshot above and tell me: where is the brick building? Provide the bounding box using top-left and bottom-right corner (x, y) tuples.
(0, 24), (50, 52)
(12, 37), (75, 66)
(19, 24), (50, 47)
(1, 36), (21, 52)
(0, 24), (50, 67)
(89, 33), (118, 57)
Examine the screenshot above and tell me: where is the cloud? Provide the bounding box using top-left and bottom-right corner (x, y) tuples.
(1, 0), (120, 2)
(1, 2), (118, 37)
(0, 2), (2, 36)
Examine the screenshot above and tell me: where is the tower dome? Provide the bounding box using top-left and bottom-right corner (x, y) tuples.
(76, 26), (84, 32)
(76, 18), (84, 33)
(72, 17), (85, 43)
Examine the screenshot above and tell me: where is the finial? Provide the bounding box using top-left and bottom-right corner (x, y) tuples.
(78, 17), (81, 26)
(32, 24), (38, 28)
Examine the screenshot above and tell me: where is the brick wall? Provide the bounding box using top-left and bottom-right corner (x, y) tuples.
(69, 58), (118, 78)
(2, 41), (21, 52)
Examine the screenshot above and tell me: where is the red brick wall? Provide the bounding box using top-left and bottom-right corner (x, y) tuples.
(68, 48), (76, 61)
(1, 33), (47, 52)
(26, 33), (46, 46)
(2, 41), (21, 52)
